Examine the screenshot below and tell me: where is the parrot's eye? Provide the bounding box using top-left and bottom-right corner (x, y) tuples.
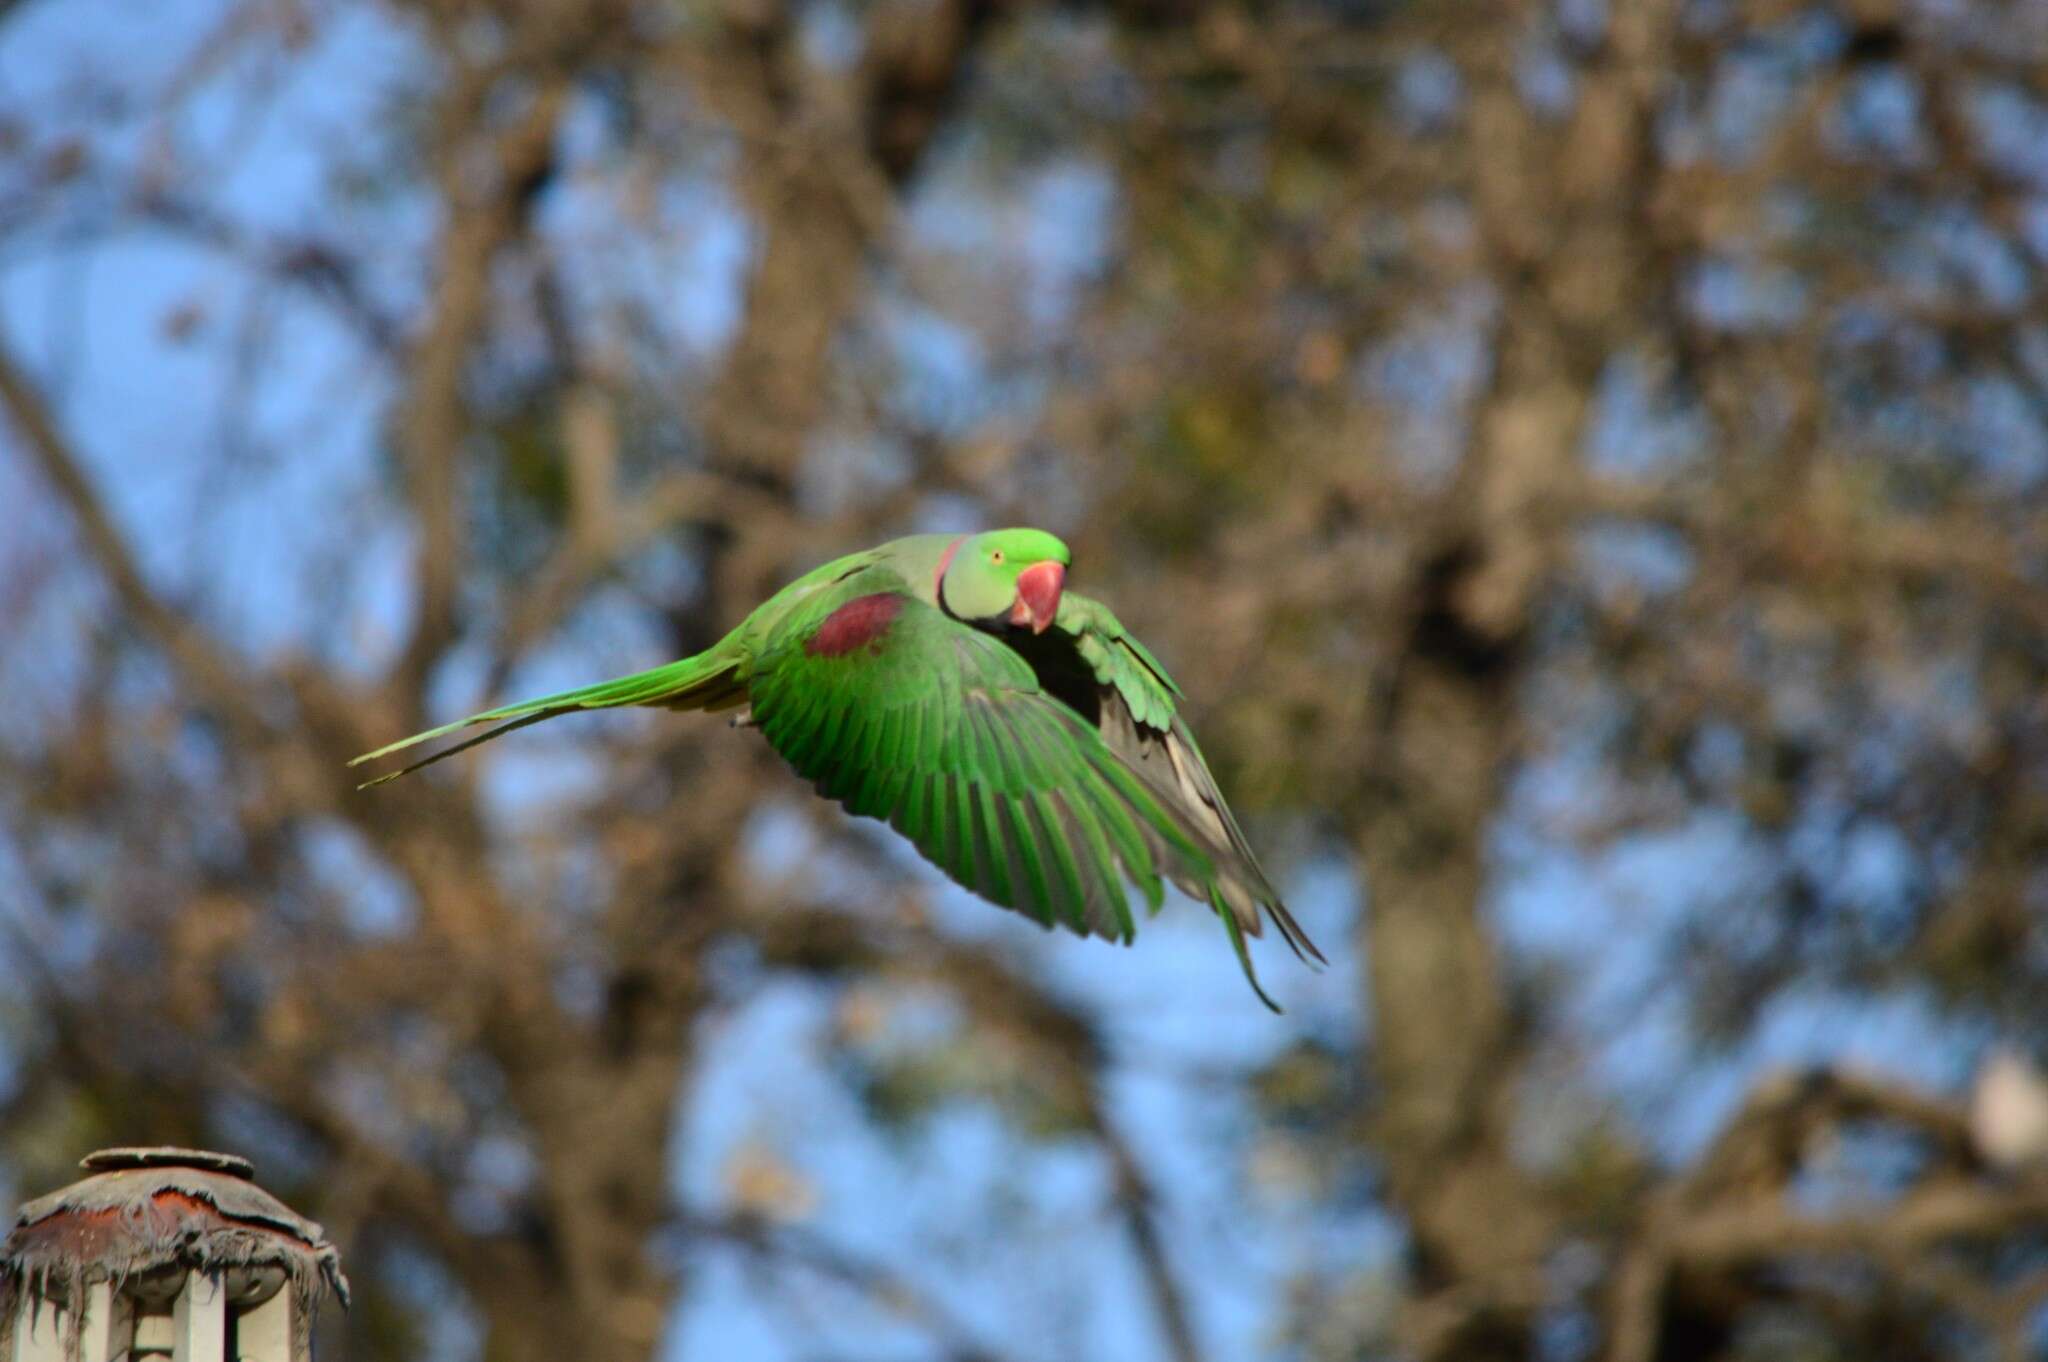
(991, 550), (1004, 563)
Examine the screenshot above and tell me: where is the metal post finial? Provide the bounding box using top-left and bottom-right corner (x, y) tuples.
(0, 1148), (347, 1362)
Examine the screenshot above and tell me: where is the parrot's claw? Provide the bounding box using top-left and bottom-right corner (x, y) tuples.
(729, 707), (757, 729)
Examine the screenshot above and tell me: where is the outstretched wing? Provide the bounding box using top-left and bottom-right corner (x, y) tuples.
(1054, 591), (1182, 729)
(1037, 592), (1326, 969)
(748, 586), (1241, 955)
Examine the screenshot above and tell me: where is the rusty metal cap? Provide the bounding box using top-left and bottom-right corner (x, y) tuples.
(2, 1146), (350, 1314)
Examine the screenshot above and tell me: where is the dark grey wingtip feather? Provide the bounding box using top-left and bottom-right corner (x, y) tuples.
(1265, 899), (1327, 967)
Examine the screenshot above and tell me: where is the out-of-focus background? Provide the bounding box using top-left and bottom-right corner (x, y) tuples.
(2, 0), (2047, 1358)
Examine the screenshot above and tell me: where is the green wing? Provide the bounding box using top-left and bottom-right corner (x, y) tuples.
(1055, 592), (1182, 730)
(748, 583), (1244, 952)
(1051, 591), (1326, 972)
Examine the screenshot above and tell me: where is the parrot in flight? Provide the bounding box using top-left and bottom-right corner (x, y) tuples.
(351, 529), (1322, 1008)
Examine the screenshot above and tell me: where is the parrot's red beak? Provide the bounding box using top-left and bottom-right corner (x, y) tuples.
(1008, 561), (1065, 634)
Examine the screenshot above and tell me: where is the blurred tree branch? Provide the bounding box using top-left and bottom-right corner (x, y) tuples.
(393, 65), (575, 712)
(5, 0), (2048, 1359)
(751, 900), (1205, 1362)
(0, 338), (246, 720)
(1609, 1067), (2048, 1362)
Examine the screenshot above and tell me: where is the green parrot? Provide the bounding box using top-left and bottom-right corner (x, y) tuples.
(351, 528), (1322, 1007)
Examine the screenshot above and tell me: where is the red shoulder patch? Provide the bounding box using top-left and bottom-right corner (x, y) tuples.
(806, 593), (905, 657)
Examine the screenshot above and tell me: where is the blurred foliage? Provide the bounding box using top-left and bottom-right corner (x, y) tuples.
(1, 0), (2047, 1360)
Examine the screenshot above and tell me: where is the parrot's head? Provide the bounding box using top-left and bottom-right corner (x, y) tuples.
(941, 528), (1070, 634)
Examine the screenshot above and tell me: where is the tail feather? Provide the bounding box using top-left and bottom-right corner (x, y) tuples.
(349, 651), (744, 787)
(353, 712), (559, 789)
(1214, 889), (1282, 1014)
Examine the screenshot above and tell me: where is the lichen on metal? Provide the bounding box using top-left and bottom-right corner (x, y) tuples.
(0, 1147), (348, 1361)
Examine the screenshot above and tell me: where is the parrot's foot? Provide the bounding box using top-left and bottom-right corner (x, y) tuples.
(729, 707), (757, 729)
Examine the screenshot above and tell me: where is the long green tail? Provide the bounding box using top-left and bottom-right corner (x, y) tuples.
(349, 647), (745, 789)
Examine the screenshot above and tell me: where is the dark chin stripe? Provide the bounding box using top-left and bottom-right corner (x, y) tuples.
(934, 534), (967, 618)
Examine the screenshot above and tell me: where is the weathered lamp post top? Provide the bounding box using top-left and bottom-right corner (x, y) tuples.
(0, 1148), (347, 1362)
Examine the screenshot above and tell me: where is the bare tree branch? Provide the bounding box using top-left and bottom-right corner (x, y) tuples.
(0, 337), (246, 716)
(680, 1211), (1024, 1362)
(392, 68), (571, 713)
